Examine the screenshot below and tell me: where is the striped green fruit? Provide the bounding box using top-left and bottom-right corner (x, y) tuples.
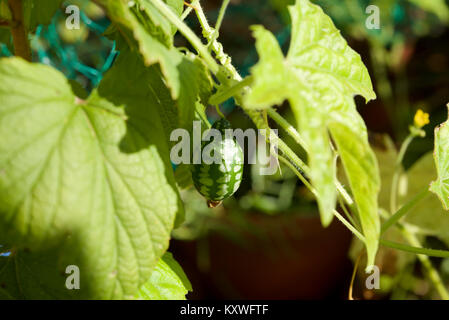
(191, 119), (244, 207)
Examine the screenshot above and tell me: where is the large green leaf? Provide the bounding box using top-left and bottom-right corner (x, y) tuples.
(373, 135), (449, 242)
(0, 57), (182, 299)
(244, 0), (379, 266)
(97, 45), (190, 227)
(135, 252), (192, 300)
(97, 0), (184, 99)
(98, 0), (209, 139)
(107, 34), (209, 153)
(430, 105), (449, 210)
(403, 153), (449, 237)
(330, 122), (380, 266)
(246, 25), (337, 227)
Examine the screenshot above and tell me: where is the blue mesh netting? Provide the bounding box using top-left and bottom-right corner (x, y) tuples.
(1, 4), (117, 91)
(34, 11), (117, 87)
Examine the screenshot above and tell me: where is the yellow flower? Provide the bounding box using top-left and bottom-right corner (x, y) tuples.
(414, 109), (430, 128)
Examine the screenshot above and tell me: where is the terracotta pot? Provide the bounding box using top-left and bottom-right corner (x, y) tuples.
(171, 211), (353, 299)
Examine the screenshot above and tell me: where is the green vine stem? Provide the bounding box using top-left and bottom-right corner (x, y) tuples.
(381, 188), (429, 234)
(151, 0), (219, 73)
(214, 105), (225, 118)
(380, 239), (449, 259)
(333, 210), (365, 242)
(267, 108), (354, 206)
(214, 0), (230, 32)
(7, 0), (31, 61)
(278, 154), (314, 194)
(257, 117), (310, 176)
(266, 108), (309, 151)
(189, 0), (239, 80)
(400, 229), (449, 300)
(280, 154), (365, 242)
(208, 75), (254, 106)
(180, 1), (194, 20)
(339, 196), (360, 230)
(390, 133), (414, 213)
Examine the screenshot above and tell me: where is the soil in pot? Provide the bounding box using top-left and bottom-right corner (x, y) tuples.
(171, 211), (353, 299)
